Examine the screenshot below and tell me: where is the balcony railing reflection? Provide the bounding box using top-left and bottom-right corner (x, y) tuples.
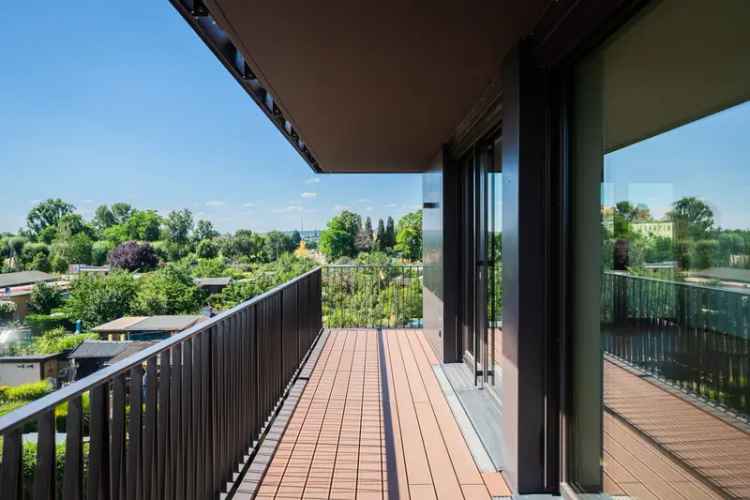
(602, 271), (750, 417)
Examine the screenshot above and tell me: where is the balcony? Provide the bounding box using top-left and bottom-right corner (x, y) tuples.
(1, 266), (749, 499)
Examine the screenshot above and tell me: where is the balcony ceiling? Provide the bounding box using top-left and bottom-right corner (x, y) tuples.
(204, 0), (548, 173)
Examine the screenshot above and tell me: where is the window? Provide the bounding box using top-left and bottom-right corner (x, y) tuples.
(570, 1), (750, 494)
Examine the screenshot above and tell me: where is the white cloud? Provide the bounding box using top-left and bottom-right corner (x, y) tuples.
(305, 177), (321, 184)
(334, 204), (349, 212)
(82, 199), (94, 204)
(243, 202), (256, 208)
(366, 206), (374, 212)
(357, 198), (372, 204)
(273, 205), (304, 213)
(205, 200), (226, 207)
(301, 192), (318, 199)
(385, 203), (398, 208)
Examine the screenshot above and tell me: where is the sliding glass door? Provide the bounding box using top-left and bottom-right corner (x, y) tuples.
(460, 134), (502, 389)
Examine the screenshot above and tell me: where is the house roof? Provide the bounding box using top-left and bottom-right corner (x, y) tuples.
(0, 271), (56, 289)
(92, 316), (147, 333)
(109, 341), (157, 363)
(194, 277), (232, 287)
(69, 340), (155, 361)
(92, 315), (207, 333)
(69, 341), (128, 359)
(172, 0), (547, 173)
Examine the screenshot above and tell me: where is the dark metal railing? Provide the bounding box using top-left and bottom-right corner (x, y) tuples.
(602, 271), (750, 417)
(0, 268), (322, 500)
(322, 265), (423, 328)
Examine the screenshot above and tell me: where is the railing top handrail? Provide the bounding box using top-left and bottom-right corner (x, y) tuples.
(0, 266), (322, 434)
(603, 270), (750, 296)
(323, 264), (423, 269)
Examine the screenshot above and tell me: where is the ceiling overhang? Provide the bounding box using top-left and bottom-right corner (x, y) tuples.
(170, 0), (549, 173)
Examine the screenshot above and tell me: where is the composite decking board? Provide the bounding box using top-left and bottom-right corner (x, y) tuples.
(403, 330), (487, 487)
(253, 329), (511, 499)
(383, 329), (436, 487)
(391, 331), (466, 498)
(604, 359), (750, 498)
(381, 329), (414, 500)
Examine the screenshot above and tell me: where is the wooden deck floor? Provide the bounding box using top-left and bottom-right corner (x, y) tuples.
(251, 329), (510, 500)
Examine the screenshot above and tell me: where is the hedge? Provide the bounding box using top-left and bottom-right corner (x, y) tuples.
(25, 312), (74, 336)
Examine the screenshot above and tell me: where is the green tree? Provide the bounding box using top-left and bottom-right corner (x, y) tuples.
(93, 204), (117, 230)
(124, 210), (162, 241)
(375, 219), (386, 251)
(192, 257), (229, 278)
(264, 231), (294, 259)
(692, 239), (719, 270)
(668, 197), (714, 240)
(394, 211), (422, 261)
(385, 216), (396, 248)
(194, 219), (220, 241)
(101, 224), (130, 245)
(290, 230), (302, 248)
(91, 240), (116, 266)
(133, 264), (206, 315)
(220, 230), (267, 262)
(164, 209), (194, 245)
(65, 271), (139, 328)
(21, 243), (50, 270)
(355, 218), (373, 253)
(26, 199), (75, 235)
(110, 203), (133, 224)
(196, 239), (220, 259)
(319, 210), (361, 260)
(55, 213), (94, 240)
(29, 282), (64, 314)
(52, 233), (93, 265)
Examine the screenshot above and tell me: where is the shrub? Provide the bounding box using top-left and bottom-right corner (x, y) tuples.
(29, 282), (64, 314)
(3, 380), (53, 402)
(64, 270), (138, 328)
(133, 263), (206, 315)
(0, 301), (16, 321)
(91, 240), (116, 266)
(25, 327), (97, 354)
(108, 240), (159, 272)
(25, 312), (73, 336)
(196, 239), (220, 259)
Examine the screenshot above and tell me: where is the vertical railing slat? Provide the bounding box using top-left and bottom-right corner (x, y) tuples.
(126, 365), (143, 500)
(33, 410), (55, 500)
(1, 428), (23, 500)
(62, 396), (82, 500)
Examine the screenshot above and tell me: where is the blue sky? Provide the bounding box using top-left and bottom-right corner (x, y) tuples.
(0, 1), (421, 234)
(604, 100), (750, 230)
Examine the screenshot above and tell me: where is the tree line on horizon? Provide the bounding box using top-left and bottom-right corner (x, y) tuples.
(603, 196), (750, 273)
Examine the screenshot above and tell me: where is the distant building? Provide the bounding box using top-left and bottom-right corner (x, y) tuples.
(68, 340), (154, 380)
(194, 277), (232, 295)
(631, 221), (674, 239)
(0, 353), (67, 386)
(68, 264), (111, 275)
(92, 315), (208, 341)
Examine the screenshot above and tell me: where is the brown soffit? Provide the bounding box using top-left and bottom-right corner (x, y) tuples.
(173, 0), (550, 173)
